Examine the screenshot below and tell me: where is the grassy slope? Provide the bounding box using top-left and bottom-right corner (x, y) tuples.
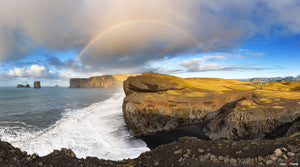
(112, 74), (140, 82)
(138, 73), (300, 110)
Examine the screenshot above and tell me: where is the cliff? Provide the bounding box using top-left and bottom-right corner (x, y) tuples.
(122, 72), (300, 140)
(69, 74), (138, 88)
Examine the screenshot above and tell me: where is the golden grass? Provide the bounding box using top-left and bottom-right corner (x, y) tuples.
(273, 106), (285, 109)
(256, 89), (300, 99)
(140, 72), (300, 100)
(179, 77), (255, 92)
(239, 100), (258, 109)
(259, 98), (273, 103)
(113, 74), (140, 81)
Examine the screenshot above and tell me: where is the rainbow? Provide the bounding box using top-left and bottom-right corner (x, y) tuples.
(72, 19), (202, 67)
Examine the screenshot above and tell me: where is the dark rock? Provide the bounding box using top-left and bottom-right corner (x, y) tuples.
(3, 136), (297, 167)
(123, 72), (253, 137)
(17, 84), (30, 88)
(122, 72), (300, 140)
(285, 119), (300, 137)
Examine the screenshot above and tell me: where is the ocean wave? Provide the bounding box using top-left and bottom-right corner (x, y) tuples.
(0, 92), (149, 160)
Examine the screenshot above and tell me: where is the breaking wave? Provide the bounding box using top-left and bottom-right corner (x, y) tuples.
(0, 92), (149, 160)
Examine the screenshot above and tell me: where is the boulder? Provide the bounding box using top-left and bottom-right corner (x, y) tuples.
(122, 72), (300, 140)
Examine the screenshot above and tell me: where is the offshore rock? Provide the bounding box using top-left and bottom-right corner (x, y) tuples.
(17, 84), (30, 88)
(122, 72), (300, 140)
(34, 81), (41, 88)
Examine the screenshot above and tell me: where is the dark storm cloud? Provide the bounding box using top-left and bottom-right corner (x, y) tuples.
(46, 57), (75, 70)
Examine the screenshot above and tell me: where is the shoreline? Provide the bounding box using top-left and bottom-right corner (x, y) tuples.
(1, 134), (299, 167)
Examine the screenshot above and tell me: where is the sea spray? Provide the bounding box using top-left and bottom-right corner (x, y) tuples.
(0, 92), (149, 160)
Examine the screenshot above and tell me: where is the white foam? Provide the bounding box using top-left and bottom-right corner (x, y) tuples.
(0, 92), (149, 160)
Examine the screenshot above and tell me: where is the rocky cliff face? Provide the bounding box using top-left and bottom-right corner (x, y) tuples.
(70, 75), (120, 88)
(70, 74), (137, 88)
(122, 72), (300, 140)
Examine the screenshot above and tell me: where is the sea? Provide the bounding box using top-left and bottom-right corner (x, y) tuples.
(0, 87), (149, 160)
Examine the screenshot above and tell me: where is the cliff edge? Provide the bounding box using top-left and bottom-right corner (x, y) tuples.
(122, 72), (300, 140)
(70, 74), (138, 88)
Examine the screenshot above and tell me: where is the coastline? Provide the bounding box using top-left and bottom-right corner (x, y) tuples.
(1, 135), (299, 167)
(0, 89), (149, 161)
(1, 73), (300, 166)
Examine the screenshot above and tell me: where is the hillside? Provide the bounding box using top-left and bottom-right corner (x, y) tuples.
(123, 72), (300, 140)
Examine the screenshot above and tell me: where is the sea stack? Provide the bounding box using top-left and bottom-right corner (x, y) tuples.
(17, 84), (30, 88)
(34, 81), (41, 88)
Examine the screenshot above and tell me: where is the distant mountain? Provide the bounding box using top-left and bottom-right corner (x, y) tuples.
(240, 75), (300, 82)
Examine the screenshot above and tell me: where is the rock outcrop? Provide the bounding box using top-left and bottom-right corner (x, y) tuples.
(34, 81), (41, 88)
(17, 84), (30, 88)
(122, 72), (300, 140)
(70, 74), (138, 88)
(1, 135), (299, 167)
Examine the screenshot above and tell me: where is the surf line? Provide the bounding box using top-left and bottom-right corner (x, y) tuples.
(72, 19), (202, 68)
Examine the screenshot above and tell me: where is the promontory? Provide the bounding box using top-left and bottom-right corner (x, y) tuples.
(69, 74), (138, 88)
(122, 72), (300, 140)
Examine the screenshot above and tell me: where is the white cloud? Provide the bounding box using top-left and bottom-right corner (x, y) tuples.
(7, 67), (26, 77)
(7, 64), (56, 78)
(26, 65), (47, 78)
(180, 56), (267, 72)
(181, 58), (225, 72)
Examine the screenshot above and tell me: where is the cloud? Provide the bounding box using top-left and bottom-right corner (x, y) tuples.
(0, 0), (300, 73)
(232, 54), (246, 58)
(46, 57), (75, 70)
(181, 56), (268, 72)
(7, 64), (60, 79)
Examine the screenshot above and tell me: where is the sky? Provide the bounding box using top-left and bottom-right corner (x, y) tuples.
(0, 0), (300, 87)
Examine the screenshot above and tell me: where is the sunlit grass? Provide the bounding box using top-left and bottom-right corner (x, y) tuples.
(137, 73), (300, 101)
(113, 74), (140, 81)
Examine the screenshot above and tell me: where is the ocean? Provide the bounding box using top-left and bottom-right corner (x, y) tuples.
(0, 87), (149, 160)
